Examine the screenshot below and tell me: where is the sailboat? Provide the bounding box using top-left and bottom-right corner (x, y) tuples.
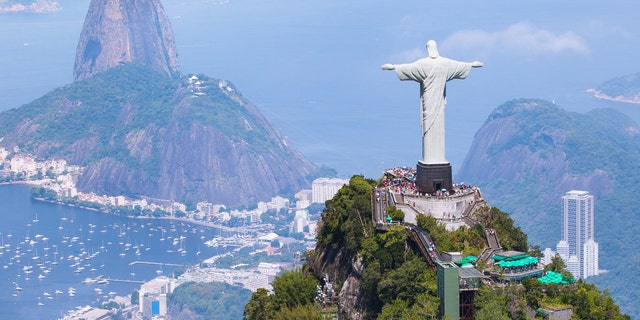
(32, 213), (39, 223)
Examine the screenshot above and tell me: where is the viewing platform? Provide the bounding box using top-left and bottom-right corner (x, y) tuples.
(374, 167), (484, 231)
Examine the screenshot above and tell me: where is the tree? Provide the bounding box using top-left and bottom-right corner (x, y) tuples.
(545, 254), (567, 273)
(379, 298), (410, 320)
(271, 269), (317, 311)
(244, 288), (272, 320)
(131, 290), (139, 305)
(407, 292), (440, 319)
(528, 245), (544, 259)
(168, 281), (251, 320)
(388, 206), (405, 222)
(378, 257), (436, 306)
(273, 304), (323, 320)
(474, 286), (510, 320)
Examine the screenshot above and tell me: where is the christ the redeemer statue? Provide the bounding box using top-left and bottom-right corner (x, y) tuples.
(382, 40), (482, 193)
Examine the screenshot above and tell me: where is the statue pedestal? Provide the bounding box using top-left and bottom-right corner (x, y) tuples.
(416, 162), (452, 194)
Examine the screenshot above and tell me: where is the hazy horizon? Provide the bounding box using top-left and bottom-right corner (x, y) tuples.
(1, 0), (639, 178)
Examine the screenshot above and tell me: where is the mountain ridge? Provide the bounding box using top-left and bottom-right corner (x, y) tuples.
(458, 98), (640, 318)
(0, 64), (317, 207)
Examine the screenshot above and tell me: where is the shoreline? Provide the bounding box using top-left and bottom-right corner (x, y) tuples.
(0, 182), (265, 235)
(31, 196), (256, 233)
(586, 88), (640, 105)
(0, 180), (40, 186)
(0, 180), (273, 234)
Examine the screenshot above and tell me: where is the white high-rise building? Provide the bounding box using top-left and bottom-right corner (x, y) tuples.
(583, 239), (599, 279)
(312, 178), (349, 204)
(556, 190), (599, 279)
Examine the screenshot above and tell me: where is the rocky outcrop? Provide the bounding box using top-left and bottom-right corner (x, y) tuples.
(457, 98), (640, 244)
(308, 246), (370, 319)
(458, 99), (629, 197)
(73, 0), (179, 81)
(0, 0), (319, 206)
(0, 65), (317, 207)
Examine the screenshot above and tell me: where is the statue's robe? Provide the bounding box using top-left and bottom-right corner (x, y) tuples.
(393, 58), (472, 164)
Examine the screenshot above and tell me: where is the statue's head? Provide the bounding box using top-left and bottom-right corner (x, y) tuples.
(427, 40), (440, 59)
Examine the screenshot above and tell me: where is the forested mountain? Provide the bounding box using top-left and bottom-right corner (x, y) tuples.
(0, 64), (317, 206)
(243, 176), (628, 319)
(589, 72), (640, 104)
(458, 98), (640, 318)
(0, 0), (319, 207)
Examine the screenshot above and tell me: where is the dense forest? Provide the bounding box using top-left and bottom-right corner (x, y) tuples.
(167, 281), (251, 320)
(458, 99), (640, 317)
(244, 175), (629, 319)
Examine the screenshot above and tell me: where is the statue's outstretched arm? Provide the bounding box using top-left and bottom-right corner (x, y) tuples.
(381, 64), (395, 70)
(471, 61), (484, 68)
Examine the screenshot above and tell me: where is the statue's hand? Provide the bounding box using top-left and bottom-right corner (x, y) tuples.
(381, 64), (395, 70)
(471, 61), (484, 68)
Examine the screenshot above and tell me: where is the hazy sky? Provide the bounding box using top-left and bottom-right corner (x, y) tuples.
(1, 0), (639, 177)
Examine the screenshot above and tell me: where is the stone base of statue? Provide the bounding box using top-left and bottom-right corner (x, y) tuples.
(416, 161), (453, 194)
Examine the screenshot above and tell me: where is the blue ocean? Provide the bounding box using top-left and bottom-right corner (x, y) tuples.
(0, 184), (229, 319)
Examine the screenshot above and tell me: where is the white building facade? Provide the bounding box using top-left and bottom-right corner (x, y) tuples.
(312, 178), (349, 204)
(556, 190), (599, 279)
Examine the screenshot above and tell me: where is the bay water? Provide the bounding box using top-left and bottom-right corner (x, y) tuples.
(0, 184), (229, 319)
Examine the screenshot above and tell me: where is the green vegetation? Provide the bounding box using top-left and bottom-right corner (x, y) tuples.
(460, 98), (640, 317)
(0, 64), (289, 185)
(243, 269), (320, 320)
(474, 279), (628, 320)
(595, 72), (640, 99)
(316, 175), (376, 254)
(0, 64), (179, 169)
(254, 174), (629, 319)
(168, 281), (251, 320)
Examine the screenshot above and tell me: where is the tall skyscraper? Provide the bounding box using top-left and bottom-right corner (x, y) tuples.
(556, 190), (599, 279)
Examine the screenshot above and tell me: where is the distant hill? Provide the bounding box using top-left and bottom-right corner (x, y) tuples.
(458, 98), (640, 318)
(588, 72), (640, 104)
(0, 64), (317, 207)
(0, 0), (320, 207)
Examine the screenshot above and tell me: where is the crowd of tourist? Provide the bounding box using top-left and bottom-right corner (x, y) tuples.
(379, 167), (482, 200)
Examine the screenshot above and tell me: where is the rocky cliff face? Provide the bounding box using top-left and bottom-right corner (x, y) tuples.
(308, 246), (369, 319)
(0, 0), (319, 206)
(458, 99), (613, 194)
(73, 0), (179, 81)
(0, 65), (317, 207)
(457, 98), (640, 244)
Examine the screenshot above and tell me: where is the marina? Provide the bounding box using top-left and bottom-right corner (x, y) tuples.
(0, 184), (238, 319)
